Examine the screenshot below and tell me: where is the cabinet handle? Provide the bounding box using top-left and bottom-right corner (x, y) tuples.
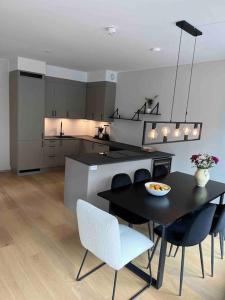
(52, 110), (54, 117)
(54, 110), (57, 117)
(41, 132), (44, 139)
(48, 155), (56, 158)
(41, 140), (44, 148)
(101, 113), (103, 121)
(66, 111), (69, 118)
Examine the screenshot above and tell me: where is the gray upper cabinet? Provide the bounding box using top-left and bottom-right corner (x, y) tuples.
(45, 77), (67, 118)
(66, 82), (86, 119)
(45, 77), (86, 119)
(17, 71), (45, 140)
(85, 81), (116, 121)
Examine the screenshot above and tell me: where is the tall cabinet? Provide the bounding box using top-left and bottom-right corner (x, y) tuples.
(85, 81), (116, 121)
(10, 71), (45, 174)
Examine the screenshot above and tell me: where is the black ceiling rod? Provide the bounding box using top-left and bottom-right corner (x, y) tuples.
(176, 20), (202, 37)
(170, 28), (183, 122)
(185, 36), (197, 122)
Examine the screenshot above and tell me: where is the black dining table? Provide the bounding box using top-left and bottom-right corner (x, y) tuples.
(97, 171), (225, 289)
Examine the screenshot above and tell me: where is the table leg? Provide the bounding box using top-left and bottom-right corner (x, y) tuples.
(156, 225), (167, 289)
(219, 194), (224, 205)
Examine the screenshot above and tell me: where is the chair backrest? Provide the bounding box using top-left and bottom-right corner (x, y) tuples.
(153, 165), (168, 179)
(134, 168), (152, 183)
(212, 205), (225, 234)
(111, 173), (132, 189)
(182, 203), (217, 246)
(77, 199), (121, 269)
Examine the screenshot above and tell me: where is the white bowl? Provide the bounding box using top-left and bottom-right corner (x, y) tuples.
(145, 182), (171, 197)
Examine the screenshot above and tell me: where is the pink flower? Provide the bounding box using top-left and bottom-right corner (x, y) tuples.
(190, 154), (199, 162)
(212, 156), (219, 164)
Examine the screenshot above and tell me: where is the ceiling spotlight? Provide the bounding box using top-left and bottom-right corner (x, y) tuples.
(149, 47), (161, 52)
(105, 26), (117, 36)
(42, 49), (52, 54)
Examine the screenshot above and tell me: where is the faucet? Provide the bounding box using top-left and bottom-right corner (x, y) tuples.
(60, 121), (64, 137)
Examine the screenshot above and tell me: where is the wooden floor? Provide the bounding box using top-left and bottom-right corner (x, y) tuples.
(0, 169), (224, 300)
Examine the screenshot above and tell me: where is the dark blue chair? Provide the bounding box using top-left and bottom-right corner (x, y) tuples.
(210, 205), (225, 276)
(109, 173), (151, 236)
(134, 168), (152, 183)
(154, 203), (217, 296)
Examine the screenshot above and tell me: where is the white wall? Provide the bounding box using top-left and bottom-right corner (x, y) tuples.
(0, 59), (10, 171)
(111, 60), (225, 182)
(46, 65), (87, 82)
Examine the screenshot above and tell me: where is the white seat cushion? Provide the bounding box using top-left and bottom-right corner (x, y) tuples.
(118, 224), (154, 270)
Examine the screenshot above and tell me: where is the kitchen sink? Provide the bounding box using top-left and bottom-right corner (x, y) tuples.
(54, 135), (74, 139)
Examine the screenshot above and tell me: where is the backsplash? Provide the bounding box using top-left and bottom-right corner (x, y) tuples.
(44, 118), (110, 137)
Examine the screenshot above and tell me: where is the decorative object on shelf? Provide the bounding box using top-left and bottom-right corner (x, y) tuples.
(191, 153), (219, 187)
(142, 20), (203, 145)
(145, 95), (158, 113)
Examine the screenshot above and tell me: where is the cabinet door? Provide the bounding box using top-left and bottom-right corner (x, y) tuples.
(103, 85), (116, 121)
(85, 86), (96, 120)
(94, 86), (105, 121)
(66, 83), (86, 119)
(45, 77), (67, 118)
(45, 80), (56, 117)
(17, 140), (43, 170)
(82, 140), (95, 153)
(54, 82), (67, 118)
(17, 72), (45, 140)
(42, 139), (58, 168)
(93, 143), (109, 153)
(58, 140), (80, 166)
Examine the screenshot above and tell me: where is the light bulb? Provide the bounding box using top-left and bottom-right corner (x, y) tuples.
(192, 128), (198, 136)
(174, 128), (181, 137)
(183, 126), (190, 135)
(148, 129), (158, 140)
(161, 126), (170, 137)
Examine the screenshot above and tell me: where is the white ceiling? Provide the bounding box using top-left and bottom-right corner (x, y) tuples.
(1, 0), (225, 71)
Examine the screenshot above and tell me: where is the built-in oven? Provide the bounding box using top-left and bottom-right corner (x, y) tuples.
(152, 157), (172, 179)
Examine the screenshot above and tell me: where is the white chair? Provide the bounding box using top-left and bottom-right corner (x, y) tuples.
(76, 199), (154, 299)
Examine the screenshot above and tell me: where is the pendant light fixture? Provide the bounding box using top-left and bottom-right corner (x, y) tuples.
(142, 20), (203, 146)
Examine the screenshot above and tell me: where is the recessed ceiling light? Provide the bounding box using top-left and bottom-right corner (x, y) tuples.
(42, 49), (52, 54)
(104, 26), (117, 36)
(149, 47), (161, 52)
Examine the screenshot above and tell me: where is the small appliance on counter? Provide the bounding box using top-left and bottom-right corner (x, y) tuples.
(94, 125), (110, 140)
(94, 126), (104, 139)
(102, 125), (110, 140)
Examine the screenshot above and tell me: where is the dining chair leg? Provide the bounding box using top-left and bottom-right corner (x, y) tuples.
(147, 221), (152, 240)
(179, 247), (185, 296)
(219, 232), (224, 259)
(112, 271), (118, 300)
(147, 236), (160, 268)
(211, 234), (214, 277)
(174, 246), (179, 258)
(168, 244), (173, 257)
(199, 243), (205, 278)
(76, 249), (105, 281)
(152, 221), (155, 242)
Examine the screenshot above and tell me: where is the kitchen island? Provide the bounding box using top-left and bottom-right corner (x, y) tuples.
(64, 144), (174, 213)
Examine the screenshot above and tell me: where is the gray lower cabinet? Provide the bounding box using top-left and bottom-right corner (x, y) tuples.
(45, 77), (86, 119)
(85, 82), (116, 121)
(82, 140), (109, 153)
(43, 139), (80, 168)
(17, 140), (44, 171)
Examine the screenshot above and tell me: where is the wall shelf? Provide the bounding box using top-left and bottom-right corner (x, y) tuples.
(110, 108), (142, 122)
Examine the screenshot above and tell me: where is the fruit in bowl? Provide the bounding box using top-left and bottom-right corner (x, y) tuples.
(145, 182), (171, 196)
